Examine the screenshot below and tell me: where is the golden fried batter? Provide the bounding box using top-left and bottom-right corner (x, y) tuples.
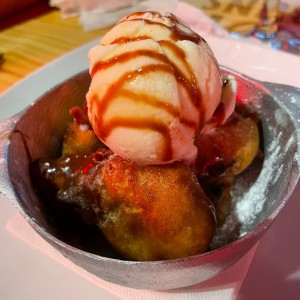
(195, 112), (260, 176)
(31, 152), (216, 261)
(62, 120), (105, 156)
(100, 156), (216, 261)
(30, 101), (263, 261)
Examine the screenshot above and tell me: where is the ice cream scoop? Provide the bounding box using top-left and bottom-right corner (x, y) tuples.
(86, 11), (225, 165)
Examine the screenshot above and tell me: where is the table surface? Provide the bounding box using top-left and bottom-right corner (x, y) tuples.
(1, 1), (300, 299)
(0, 0), (217, 93)
(0, 0), (286, 94)
(0, 9), (108, 93)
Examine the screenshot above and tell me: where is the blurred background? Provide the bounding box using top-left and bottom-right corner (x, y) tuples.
(0, 1), (299, 90)
(0, 0), (52, 30)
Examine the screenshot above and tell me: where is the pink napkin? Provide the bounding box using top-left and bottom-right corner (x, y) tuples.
(6, 212), (258, 299)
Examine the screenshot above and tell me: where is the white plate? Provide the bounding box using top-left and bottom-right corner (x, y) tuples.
(206, 35), (300, 88)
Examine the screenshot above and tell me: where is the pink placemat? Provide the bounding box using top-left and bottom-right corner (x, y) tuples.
(6, 212), (258, 299)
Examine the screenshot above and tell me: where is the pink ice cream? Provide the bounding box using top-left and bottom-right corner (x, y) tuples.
(86, 11), (234, 165)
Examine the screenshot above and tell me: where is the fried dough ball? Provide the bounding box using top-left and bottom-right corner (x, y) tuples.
(100, 156), (216, 261)
(62, 106), (105, 156)
(30, 151), (216, 261)
(62, 120), (105, 156)
(194, 112), (260, 176)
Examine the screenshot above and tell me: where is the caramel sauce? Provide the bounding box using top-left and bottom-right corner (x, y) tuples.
(91, 64), (174, 124)
(111, 36), (149, 44)
(158, 40), (205, 128)
(91, 49), (170, 77)
(90, 14), (209, 162)
(103, 117), (172, 162)
(118, 11), (202, 44)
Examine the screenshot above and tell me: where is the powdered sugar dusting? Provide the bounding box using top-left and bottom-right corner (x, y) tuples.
(210, 89), (299, 250)
(236, 133), (282, 236)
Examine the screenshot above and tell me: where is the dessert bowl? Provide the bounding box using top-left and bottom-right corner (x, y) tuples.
(0, 66), (299, 290)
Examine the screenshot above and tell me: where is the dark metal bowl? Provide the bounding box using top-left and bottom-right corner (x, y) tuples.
(0, 67), (299, 289)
